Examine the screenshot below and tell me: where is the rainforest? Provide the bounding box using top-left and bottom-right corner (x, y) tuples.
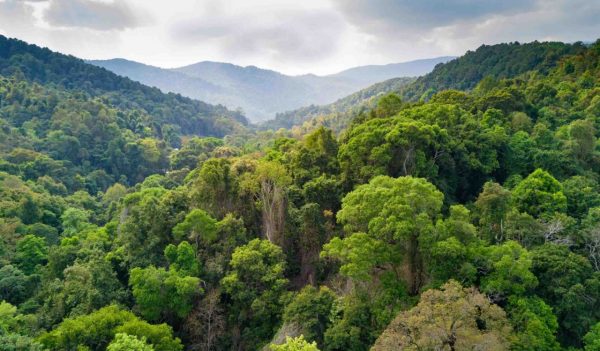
(1, 2), (600, 351)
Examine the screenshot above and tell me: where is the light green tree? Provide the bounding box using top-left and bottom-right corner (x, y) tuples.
(107, 333), (155, 351)
(271, 336), (320, 351)
(323, 175), (444, 294)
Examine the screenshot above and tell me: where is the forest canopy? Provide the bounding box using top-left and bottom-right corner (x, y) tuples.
(1, 35), (600, 351)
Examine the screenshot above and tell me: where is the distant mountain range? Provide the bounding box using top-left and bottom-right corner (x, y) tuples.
(265, 40), (585, 133)
(88, 57), (454, 122)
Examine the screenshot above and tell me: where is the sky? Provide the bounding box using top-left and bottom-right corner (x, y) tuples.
(0, 0), (599, 75)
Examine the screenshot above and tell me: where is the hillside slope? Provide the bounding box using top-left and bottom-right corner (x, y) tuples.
(268, 41), (587, 133)
(90, 57), (452, 121)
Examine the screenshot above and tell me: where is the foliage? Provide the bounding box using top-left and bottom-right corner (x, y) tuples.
(371, 280), (513, 351)
(271, 336), (320, 351)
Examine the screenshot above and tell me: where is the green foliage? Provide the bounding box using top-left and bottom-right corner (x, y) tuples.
(585, 322), (600, 351)
(172, 209), (217, 249)
(283, 286), (335, 347)
(326, 175), (443, 293)
(14, 235), (47, 275)
(38, 305), (183, 351)
(507, 296), (561, 351)
(164, 241), (199, 277)
(531, 244), (600, 346)
(2, 35), (600, 351)
(271, 336), (320, 351)
(107, 333), (155, 351)
(480, 241), (537, 299)
(512, 169), (567, 218)
(221, 239), (288, 350)
(129, 263), (201, 321)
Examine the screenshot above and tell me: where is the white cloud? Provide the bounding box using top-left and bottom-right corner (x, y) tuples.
(0, 0), (598, 75)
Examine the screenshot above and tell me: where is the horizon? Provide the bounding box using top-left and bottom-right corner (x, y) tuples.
(84, 54), (459, 77)
(1, 0), (599, 75)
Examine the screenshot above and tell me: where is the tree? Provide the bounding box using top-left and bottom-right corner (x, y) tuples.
(221, 239), (288, 350)
(475, 181), (511, 242)
(15, 234), (47, 275)
(129, 265), (201, 322)
(38, 305), (183, 351)
(107, 333), (155, 351)
(172, 209), (217, 255)
(240, 161), (291, 244)
(531, 244), (600, 346)
(164, 241), (200, 277)
(480, 241), (538, 301)
(512, 169), (567, 218)
(324, 175), (444, 294)
(507, 296), (561, 351)
(271, 336), (320, 351)
(283, 286), (335, 347)
(371, 280), (513, 351)
(0, 265), (28, 305)
(584, 322), (600, 351)
(60, 207), (95, 237)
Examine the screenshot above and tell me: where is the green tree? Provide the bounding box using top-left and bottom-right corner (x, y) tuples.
(585, 322), (600, 351)
(15, 234), (47, 275)
(480, 241), (538, 300)
(164, 241), (200, 277)
(324, 175), (444, 294)
(0, 265), (28, 305)
(271, 336), (320, 351)
(512, 169), (567, 218)
(38, 305), (183, 351)
(107, 333), (155, 351)
(172, 209), (217, 254)
(507, 296), (561, 351)
(531, 244), (600, 346)
(129, 265), (201, 322)
(221, 239), (288, 350)
(475, 181), (512, 242)
(283, 286), (335, 347)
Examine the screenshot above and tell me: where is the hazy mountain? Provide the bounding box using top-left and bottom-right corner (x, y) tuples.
(89, 57), (453, 122)
(265, 41), (585, 134)
(327, 57), (456, 86)
(265, 77), (416, 131)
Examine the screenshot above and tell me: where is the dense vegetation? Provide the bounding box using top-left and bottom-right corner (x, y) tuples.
(1, 35), (600, 351)
(266, 77), (415, 132)
(270, 41), (587, 134)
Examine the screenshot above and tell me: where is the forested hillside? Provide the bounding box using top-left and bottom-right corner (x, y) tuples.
(266, 77), (415, 131)
(0, 35), (247, 189)
(1, 36), (600, 351)
(90, 57), (451, 122)
(269, 41), (587, 134)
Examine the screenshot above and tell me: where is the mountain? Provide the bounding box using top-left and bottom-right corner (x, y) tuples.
(327, 57), (455, 86)
(0, 35), (247, 186)
(265, 77), (415, 131)
(401, 41), (586, 101)
(267, 41), (586, 133)
(89, 57), (453, 122)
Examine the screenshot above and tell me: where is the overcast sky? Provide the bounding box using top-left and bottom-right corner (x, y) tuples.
(0, 0), (599, 75)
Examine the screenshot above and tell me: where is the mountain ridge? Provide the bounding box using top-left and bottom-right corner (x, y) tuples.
(88, 56), (454, 121)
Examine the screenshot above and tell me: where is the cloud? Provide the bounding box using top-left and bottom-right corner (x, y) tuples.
(331, 0), (538, 35)
(0, 0), (37, 34)
(171, 4), (347, 65)
(43, 0), (141, 31)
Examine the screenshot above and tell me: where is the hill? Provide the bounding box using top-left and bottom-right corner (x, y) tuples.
(265, 76), (415, 131)
(401, 41), (586, 100)
(0, 35), (247, 187)
(268, 40), (587, 133)
(90, 57), (452, 121)
(327, 56), (455, 86)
